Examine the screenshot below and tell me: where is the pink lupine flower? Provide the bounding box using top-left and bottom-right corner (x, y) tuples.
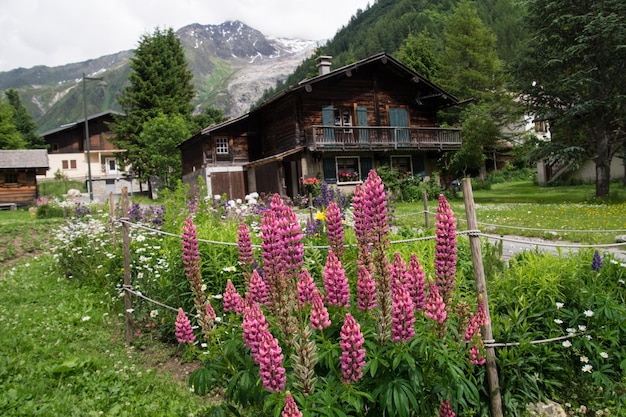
(242, 302), (270, 362)
(469, 340), (486, 365)
(310, 288), (331, 330)
(356, 264), (377, 311)
(391, 285), (416, 343)
(322, 250), (351, 308)
(439, 400), (456, 417)
(407, 254), (426, 311)
(175, 308), (195, 344)
(391, 252), (408, 294)
(326, 201), (344, 258)
(282, 392), (303, 417)
(424, 283), (447, 324)
(182, 217), (200, 278)
(248, 269), (269, 305)
(464, 296), (489, 341)
(297, 269), (317, 306)
(434, 194), (458, 306)
(205, 300), (216, 321)
(257, 329), (286, 392)
(223, 279), (245, 314)
(237, 223), (253, 266)
(339, 313), (366, 384)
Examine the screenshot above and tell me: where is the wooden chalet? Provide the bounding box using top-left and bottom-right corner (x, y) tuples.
(0, 149), (49, 205)
(179, 53), (463, 200)
(40, 111), (132, 197)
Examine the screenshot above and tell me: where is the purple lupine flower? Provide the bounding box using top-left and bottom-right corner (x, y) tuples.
(339, 313), (366, 384)
(356, 264), (377, 311)
(434, 194), (458, 306)
(310, 288), (331, 330)
(187, 196), (199, 215)
(297, 269), (317, 306)
(238, 223), (254, 266)
(182, 217), (200, 281)
(175, 308), (195, 344)
(257, 329), (286, 392)
(248, 269), (269, 305)
(282, 392), (303, 417)
(439, 400), (456, 417)
(391, 285), (416, 343)
(407, 254), (426, 311)
(322, 249), (351, 308)
(242, 302), (270, 362)
(326, 201), (345, 258)
(223, 279), (245, 314)
(424, 283), (447, 324)
(591, 249), (603, 271)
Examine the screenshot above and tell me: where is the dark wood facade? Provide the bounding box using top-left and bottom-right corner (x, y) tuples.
(0, 150), (49, 205)
(179, 53), (463, 200)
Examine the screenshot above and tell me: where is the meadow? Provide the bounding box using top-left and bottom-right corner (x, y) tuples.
(0, 178), (625, 417)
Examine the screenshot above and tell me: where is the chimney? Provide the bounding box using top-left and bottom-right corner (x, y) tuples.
(316, 56), (332, 76)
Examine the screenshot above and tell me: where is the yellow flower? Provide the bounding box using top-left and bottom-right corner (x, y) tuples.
(315, 210), (326, 221)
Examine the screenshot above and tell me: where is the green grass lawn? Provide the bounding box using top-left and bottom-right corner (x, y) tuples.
(0, 256), (211, 416)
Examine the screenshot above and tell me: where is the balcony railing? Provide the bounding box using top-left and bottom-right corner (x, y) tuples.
(306, 126), (462, 151)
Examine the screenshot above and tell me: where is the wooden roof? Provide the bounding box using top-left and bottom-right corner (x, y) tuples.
(0, 149), (49, 169)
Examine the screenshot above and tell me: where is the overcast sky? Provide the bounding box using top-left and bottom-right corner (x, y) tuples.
(0, 0), (372, 72)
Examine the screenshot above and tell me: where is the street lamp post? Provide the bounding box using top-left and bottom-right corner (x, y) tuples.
(82, 73), (106, 201)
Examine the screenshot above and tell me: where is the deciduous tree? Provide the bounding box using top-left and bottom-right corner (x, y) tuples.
(4, 89), (45, 149)
(513, 0), (626, 197)
(0, 100), (26, 149)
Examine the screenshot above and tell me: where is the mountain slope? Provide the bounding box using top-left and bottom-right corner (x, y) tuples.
(0, 21), (317, 133)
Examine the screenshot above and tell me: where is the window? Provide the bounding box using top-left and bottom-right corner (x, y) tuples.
(62, 160), (77, 170)
(4, 173), (18, 184)
(391, 156), (413, 176)
(334, 108), (352, 128)
(216, 137), (229, 154)
(336, 157), (360, 183)
(52, 144), (59, 151)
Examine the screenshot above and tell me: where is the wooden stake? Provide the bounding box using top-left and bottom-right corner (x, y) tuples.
(461, 178), (503, 417)
(121, 187), (133, 342)
(422, 189), (429, 229)
(109, 192), (116, 247)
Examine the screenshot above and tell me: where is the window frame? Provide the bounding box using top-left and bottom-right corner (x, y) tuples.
(390, 155), (413, 176)
(4, 173), (18, 184)
(215, 137), (229, 155)
(336, 156), (361, 184)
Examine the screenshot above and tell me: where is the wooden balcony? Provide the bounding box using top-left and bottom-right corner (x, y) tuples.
(306, 126), (462, 151)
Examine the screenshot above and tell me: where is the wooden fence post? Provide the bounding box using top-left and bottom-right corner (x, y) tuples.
(422, 189), (429, 229)
(121, 187), (133, 342)
(461, 178), (503, 417)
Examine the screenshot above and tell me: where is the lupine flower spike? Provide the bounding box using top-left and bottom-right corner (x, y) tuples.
(322, 249), (351, 308)
(434, 194), (458, 307)
(407, 254), (426, 311)
(248, 269), (269, 305)
(257, 329), (287, 392)
(175, 308), (195, 344)
(391, 284), (416, 342)
(439, 400), (456, 417)
(181, 217), (209, 334)
(223, 279), (245, 314)
(356, 264), (377, 311)
(339, 313), (366, 384)
(326, 201), (345, 259)
(242, 302), (270, 362)
(282, 392), (303, 417)
(310, 288), (331, 330)
(424, 283), (447, 324)
(297, 269), (317, 306)
(591, 249), (603, 271)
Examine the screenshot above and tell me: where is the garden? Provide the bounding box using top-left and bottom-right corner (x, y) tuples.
(1, 171), (625, 417)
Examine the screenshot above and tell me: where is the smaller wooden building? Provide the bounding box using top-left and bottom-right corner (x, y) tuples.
(0, 149), (49, 205)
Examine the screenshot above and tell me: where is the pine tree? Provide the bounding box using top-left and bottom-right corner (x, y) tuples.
(4, 89), (45, 149)
(396, 30), (440, 80)
(110, 27), (195, 190)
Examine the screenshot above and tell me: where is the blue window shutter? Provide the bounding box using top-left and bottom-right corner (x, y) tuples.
(323, 157), (337, 184)
(322, 106), (335, 142)
(389, 107), (409, 143)
(356, 106), (368, 143)
(360, 157), (373, 180)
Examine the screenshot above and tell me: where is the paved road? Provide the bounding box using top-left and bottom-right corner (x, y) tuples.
(483, 234), (626, 262)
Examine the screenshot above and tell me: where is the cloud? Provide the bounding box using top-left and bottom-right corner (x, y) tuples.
(0, 0), (371, 71)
